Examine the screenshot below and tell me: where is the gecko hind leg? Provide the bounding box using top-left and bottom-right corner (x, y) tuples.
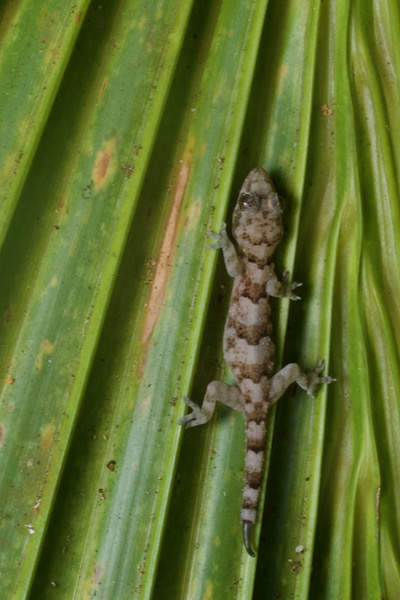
(269, 360), (336, 405)
(178, 381), (244, 429)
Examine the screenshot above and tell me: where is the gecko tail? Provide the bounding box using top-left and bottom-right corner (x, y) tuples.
(242, 522), (256, 557)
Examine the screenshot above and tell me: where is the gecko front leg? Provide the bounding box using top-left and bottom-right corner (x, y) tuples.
(266, 270), (302, 301)
(207, 223), (242, 277)
(178, 381), (244, 428)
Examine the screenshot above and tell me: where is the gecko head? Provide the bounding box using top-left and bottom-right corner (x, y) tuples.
(232, 168), (284, 258)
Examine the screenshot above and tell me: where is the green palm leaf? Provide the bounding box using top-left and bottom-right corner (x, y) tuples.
(0, 1), (399, 598)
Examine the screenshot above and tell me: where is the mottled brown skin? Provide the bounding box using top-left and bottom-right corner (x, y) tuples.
(179, 168), (335, 557)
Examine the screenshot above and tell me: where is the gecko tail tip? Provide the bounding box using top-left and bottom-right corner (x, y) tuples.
(242, 522), (256, 557)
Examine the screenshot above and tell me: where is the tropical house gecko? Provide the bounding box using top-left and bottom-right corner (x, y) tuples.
(178, 168), (335, 557)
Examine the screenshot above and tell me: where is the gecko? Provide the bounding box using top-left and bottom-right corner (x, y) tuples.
(178, 167), (335, 557)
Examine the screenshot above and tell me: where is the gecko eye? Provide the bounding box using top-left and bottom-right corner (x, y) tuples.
(238, 192), (260, 211)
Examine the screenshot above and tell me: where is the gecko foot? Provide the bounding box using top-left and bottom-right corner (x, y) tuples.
(266, 271), (302, 301)
(304, 360), (337, 397)
(207, 222), (229, 250)
(242, 522), (256, 557)
(178, 397), (208, 429)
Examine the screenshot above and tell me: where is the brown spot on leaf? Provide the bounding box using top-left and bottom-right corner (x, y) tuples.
(290, 560), (303, 574)
(55, 196), (68, 215)
(92, 139), (116, 192)
(99, 80), (108, 99)
(121, 161), (134, 179)
(320, 103), (333, 116)
(140, 160), (191, 371)
(41, 424), (56, 452)
(35, 339), (55, 371)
